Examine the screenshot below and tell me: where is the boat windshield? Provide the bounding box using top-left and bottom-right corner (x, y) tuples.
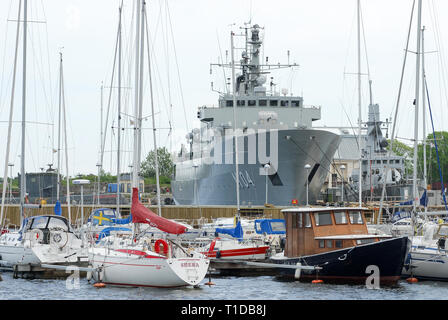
(30, 216), (49, 229)
(47, 217), (69, 231)
(314, 212), (332, 226)
(438, 225), (448, 237)
(349, 211), (364, 224)
(271, 221), (286, 232)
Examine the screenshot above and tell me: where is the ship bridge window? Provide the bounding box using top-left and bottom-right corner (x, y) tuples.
(280, 100), (289, 107)
(334, 211), (347, 224)
(248, 100), (256, 106)
(259, 99), (267, 106)
(237, 100), (245, 106)
(314, 212), (333, 226)
(226, 100), (233, 107)
(291, 100), (301, 107)
(270, 100), (278, 107)
(349, 211), (364, 224)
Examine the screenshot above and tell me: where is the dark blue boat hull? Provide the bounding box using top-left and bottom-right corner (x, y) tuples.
(272, 236), (410, 285)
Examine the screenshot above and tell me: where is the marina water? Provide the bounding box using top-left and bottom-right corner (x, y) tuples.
(2, 272), (448, 300)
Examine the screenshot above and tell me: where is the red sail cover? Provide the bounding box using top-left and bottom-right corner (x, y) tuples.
(131, 188), (187, 235)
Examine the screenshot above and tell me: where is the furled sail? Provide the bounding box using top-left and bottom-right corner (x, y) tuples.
(131, 188), (187, 234)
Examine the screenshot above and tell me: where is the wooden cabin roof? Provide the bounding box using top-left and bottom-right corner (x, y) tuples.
(282, 206), (368, 214)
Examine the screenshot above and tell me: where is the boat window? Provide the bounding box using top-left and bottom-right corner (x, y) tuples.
(326, 240), (333, 248)
(259, 99), (267, 106)
(356, 238), (376, 245)
(30, 216), (49, 229)
(305, 214), (311, 228)
(349, 211), (364, 224)
(280, 100), (289, 107)
(335, 240), (343, 248)
(318, 240), (325, 248)
(248, 100), (256, 106)
(48, 217), (69, 231)
(270, 100), (278, 106)
(226, 100), (233, 107)
(237, 100), (245, 106)
(314, 212), (333, 226)
(438, 226), (448, 237)
(334, 211), (347, 224)
(291, 100), (301, 107)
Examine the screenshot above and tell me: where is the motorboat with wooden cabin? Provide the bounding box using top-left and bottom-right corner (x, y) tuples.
(270, 207), (411, 285)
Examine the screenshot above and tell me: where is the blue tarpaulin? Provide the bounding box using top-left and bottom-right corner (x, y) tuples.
(216, 220), (244, 240)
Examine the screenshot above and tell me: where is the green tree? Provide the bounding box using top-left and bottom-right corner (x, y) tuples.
(418, 131), (448, 186)
(141, 147), (174, 180)
(387, 139), (414, 175)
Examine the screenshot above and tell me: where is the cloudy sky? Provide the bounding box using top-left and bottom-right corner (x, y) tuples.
(0, 0), (448, 178)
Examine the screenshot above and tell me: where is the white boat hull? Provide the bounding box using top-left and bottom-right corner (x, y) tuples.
(402, 247), (448, 281)
(89, 248), (210, 288)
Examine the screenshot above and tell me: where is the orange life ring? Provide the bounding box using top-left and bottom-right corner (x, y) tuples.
(154, 239), (169, 255)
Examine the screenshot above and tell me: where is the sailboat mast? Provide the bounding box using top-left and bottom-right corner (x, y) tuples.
(61, 59), (71, 223)
(0, 0), (22, 229)
(57, 52), (63, 202)
(357, 0), (362, 207)
(144, 7), (162, 216)
(116, 4), (123, 215)
(413, 0), (422, 214)
(132, 0), (141, 189)
(20, 0), (28, 224)
(421, 25), (427, 213)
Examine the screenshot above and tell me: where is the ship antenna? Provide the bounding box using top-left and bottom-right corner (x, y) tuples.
(230, 30), (240, 219)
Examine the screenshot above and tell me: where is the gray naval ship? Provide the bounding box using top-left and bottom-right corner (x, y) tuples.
(171, 24), (341, 206)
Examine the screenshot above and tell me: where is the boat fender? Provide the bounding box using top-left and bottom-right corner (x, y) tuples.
(154, 239), (169, 255)
(86, 265), (93, 282)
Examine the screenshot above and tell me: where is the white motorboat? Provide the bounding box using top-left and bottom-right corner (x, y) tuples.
(402, 222), (448, 281)
(0, 215), (88, 271)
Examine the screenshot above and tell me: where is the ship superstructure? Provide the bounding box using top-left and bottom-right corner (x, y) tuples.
(171, 24), (341, 206)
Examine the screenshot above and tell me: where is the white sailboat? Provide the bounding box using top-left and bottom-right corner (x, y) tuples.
(88, 0), (209, 288)
(401, 0), (448, 282)
(0, 1), (87, 275)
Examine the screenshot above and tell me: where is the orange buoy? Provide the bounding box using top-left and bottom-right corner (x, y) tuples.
(204, 281), (215, 286)
(93, 282), (106, 288)
(406, 277), (418, 283)
(312, 279), (324, 284)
